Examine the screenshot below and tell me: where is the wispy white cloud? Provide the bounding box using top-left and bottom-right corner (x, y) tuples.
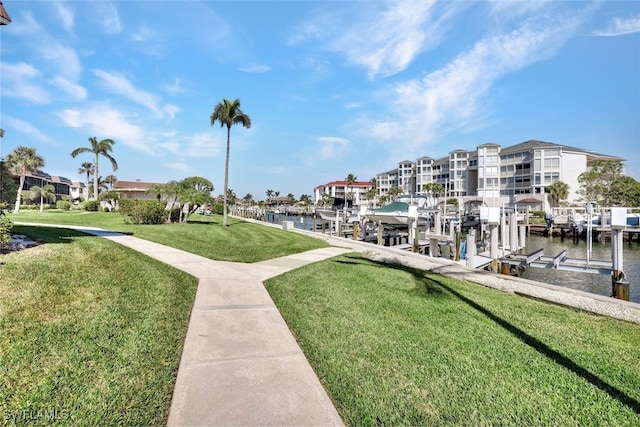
(3, 10), (85, 100)
(56, 105), (152, 155)
(51, 76), (87, 101)
(163, 104), (181, 120)
(239, 63), (271, 73)
(593, 15), (640, 36)
(91, 1), (122, 34)
(359, 5), (590, 158)
(130, 23), (169, 56)
(313, 136), (350, 160)
(291, 0), (464, 79)
(183, 133), (223, 158)
(2, 115), (52, 144)
(6, 11), (42, 35)
(131, 23), (154, 42)
(54, 2), (75, 35)
(0, 62), (51, 104)
(165, 161), (193, 173)
(92, 69), (171, 118)
(163, 78), (187, 96)
(487, 1), (550, 19)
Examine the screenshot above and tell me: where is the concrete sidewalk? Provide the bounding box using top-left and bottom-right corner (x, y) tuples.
(21, 224), (347, 426)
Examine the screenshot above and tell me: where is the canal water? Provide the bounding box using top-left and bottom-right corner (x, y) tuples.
(264, 213), (640, 304)
(520, 233), (640, 304)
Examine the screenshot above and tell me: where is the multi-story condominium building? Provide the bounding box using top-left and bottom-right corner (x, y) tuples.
(448, 149), (470, 198)
(314, 180), (373, 207)
(415, 156), (435, 192)
(431, 156), (450, 194)
(10, 170), (83, 202)
(375, 140), (624, 211)
(375, 169), (398, 197)
(397, 161), (415, 194)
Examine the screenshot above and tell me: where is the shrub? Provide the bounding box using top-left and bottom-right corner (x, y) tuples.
(212, 203), (224, 215)
(128, 200), (166, 225)
(531, 210), (545, 219)
(119, 199), (136, 217)
(56, 200), (72, 211)
(0, 215), (13, 246)
(169, 207), (181, 223)
(83, 200), (100, 212)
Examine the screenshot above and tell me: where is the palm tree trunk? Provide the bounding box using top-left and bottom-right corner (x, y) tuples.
(40, 194), (44, 213)
(85, 172), (90, 201)
(13, 175), (25, 213)
(93, 153), (99, 201)
(223, 125), (231, 226)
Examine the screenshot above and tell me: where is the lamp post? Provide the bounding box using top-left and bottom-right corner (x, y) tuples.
(0, 1), (12, 25)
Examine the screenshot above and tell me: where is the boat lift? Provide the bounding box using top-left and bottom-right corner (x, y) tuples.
(499, 206), (631, 300)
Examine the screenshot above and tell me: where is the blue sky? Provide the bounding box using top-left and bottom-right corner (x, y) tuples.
(1, 1), (639, 201)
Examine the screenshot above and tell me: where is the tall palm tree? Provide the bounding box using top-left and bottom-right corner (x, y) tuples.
(345, 173), (357, 207)
(71, 137), (118, 201)
(105, 174), (117, 189)
(210, 98), (251, 226)
(6, 146), (45, 213)
(78, 162), (94, 201)
(26, 184), (55, 212)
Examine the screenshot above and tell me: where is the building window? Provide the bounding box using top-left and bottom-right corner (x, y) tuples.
(544, 158), (560, 168)
(544, 172), (559, 183)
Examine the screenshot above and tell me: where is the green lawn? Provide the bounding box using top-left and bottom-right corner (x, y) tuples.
(7, 210), (328, 262)
(265, 253), (640, 426)
(6, 210), (640, 425)
(1, 226), (198, 426)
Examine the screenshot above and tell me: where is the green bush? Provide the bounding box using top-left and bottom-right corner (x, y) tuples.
(119, 199), (136, 216)
(56, 200), (72, 211)
(0, 215), (13, 245)
(169, 207), (181, 223)
(531, 210), (545, 219)
(212, 203), (224, 215)
(128, 200), (166, 225)
(83, 200), (100, 212)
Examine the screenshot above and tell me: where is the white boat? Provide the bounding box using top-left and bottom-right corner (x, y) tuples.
(315, 207), (359, 223)
(364, 195), (437, 226)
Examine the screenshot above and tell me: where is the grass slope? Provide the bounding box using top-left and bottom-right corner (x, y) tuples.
(1, 226), (198, 426)
(265, 253), (640, 426)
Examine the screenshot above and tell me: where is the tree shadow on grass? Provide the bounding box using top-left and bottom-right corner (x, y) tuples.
(333, 254), (448, 298)
(358, 255), (640, 415)
(11, 225), (133, 243)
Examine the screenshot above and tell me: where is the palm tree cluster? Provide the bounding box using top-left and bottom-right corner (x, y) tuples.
(5, 145), (45, 213)
(146, 176), (214, 223)
(71, 137), (118, 201)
